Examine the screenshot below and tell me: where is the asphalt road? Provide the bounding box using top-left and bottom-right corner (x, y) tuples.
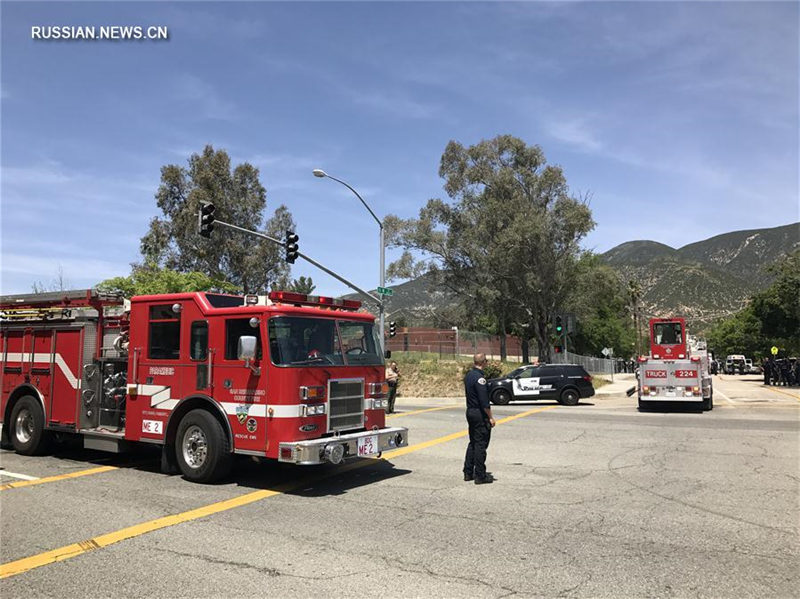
(1, 375), (798, 598)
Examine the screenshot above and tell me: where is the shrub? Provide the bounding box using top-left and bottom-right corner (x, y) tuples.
(461, 360), (503, 379)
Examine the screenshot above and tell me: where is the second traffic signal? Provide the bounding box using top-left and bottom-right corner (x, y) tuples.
(284, 231), (299, 264)
(389, 321), (397, 337)
(555, 315), (563, 334)
(199, 203), (216, 238)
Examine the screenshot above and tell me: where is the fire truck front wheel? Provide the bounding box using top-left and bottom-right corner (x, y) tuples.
(175, 409), (232, 483)
(10, 395), (52, 456)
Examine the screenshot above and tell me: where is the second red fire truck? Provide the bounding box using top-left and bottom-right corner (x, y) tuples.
(0, 289), (408, 482)
(636, 317), (713, 411)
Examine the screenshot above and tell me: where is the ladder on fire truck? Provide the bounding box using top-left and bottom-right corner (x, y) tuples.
(0, 289), (126, 321)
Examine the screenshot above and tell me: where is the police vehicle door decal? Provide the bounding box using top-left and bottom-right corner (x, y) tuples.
(514, 376), (542, 396)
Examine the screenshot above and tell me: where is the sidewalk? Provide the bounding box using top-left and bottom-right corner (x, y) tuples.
(593, 373), (637, 397)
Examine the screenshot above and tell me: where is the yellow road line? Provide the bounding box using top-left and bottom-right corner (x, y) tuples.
(0, 466), (118, 491)
(386, 405), (458, 419)
(0, 404), (557, 579)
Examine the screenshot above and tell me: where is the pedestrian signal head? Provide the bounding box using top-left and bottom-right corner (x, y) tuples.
(199, 203), (216, 238)
(554, 345), (562, 354)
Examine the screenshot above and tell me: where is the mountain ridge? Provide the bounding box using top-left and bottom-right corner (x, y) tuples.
(345, 222), (799, 329)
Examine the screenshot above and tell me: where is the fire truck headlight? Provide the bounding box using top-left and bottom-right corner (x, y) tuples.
(305, 404), (325, 416)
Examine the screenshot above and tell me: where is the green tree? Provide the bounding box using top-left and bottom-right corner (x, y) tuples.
(140, 145), (294, 293)
(707, 250), (800, 358)
(96, 263), (236, 296)
(287, 276), (316, 294)
(750, 250), (800, 351)
(387, 135), (594, 362)
(566, 254), (636, 357)
(707, 307), (766, 359)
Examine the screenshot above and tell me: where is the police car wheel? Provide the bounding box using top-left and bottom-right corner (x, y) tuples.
(492, 389), (511, 405)
(10, 395), (52, 456)
(175, 409), (232, 483)
(558, 388), (580, 406)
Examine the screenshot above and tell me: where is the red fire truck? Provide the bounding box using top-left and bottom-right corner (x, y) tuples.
(636, 317), (713, 411)
(0, 289), (408, 482)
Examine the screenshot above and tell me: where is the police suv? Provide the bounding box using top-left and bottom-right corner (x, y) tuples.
(487, 364), (595, 406)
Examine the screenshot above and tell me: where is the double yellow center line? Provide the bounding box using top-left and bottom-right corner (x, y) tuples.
(1, 404), (557, 580)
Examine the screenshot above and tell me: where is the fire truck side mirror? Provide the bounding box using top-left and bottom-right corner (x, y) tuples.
(238, 336), (257, 361)
(238, 336), (261, 376)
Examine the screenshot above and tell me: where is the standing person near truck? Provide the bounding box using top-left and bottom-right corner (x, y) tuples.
(385, 361), (400, 414)
(463, 353), (496, 485)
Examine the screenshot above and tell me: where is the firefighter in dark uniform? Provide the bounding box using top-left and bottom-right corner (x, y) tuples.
(463, 353), (496, 485)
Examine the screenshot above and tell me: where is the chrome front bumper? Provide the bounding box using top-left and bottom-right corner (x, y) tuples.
(278, 426), (409, 465)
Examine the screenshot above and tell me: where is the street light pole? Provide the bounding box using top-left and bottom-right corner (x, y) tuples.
(313, 169), (386, 350)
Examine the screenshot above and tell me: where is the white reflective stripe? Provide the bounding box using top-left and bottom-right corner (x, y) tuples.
(123, 384), (178, 411)
(265, 404), (306, 418)
(5, 352), (80, 389)
(220, 402), (268, 417)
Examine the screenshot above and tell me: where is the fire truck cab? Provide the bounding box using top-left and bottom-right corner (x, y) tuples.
(636, 317), (713, 411)
(1, 289), (408, 482)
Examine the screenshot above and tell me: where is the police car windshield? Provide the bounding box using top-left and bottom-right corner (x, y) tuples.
(267, 316), (383, 367)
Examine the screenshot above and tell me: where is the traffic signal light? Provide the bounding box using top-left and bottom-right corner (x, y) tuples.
(555, 315), (563, 334)
(554, 345), (562, 354)
(389, 322), (397, 337)
(284, 231), (299, 264)
(199, 203), (216, 238)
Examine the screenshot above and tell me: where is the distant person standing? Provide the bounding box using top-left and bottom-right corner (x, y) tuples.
(385, 361), (399, 414)
(763, 357), (772, 386)
(463, 353), (495, 485)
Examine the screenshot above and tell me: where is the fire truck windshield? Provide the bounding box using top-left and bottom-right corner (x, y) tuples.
(268, 316), (383, 367)
(653, 322), (683, 345)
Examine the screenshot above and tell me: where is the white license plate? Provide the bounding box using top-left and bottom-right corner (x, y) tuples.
(357, 434), (379, 456)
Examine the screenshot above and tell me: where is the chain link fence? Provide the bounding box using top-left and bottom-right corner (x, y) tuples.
(551, 349), (614, 376)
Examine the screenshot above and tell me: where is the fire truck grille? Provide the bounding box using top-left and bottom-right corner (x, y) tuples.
(328, 379), (364, 432)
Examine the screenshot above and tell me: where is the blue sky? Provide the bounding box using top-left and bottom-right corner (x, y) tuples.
(2, 1), (798, 298)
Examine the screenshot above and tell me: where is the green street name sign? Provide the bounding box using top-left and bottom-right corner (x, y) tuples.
(377, 286), (393, 296)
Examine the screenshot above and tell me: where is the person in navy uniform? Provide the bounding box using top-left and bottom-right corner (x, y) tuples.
(463, 353), (496, 484)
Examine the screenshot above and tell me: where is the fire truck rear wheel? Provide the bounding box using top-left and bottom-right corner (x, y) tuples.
(175, 409), (232, 483)
(10, 395), (52, 456)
